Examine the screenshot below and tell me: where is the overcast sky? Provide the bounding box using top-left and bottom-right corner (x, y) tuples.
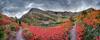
(0, 0), (100, 18)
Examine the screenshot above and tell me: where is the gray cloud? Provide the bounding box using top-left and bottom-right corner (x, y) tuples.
(0, 0), (100, 18)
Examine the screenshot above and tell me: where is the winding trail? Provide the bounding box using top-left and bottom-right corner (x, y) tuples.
(16, 27), (25, 40)
(70, 23), (77, 40)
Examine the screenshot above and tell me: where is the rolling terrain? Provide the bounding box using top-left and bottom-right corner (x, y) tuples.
(0, 8), (100, 40)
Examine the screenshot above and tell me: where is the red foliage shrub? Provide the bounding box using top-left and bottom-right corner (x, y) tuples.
(96, 36), (100, 40)
(76, 23), (85, 40)
(22, 19), (73, 40)
(0, 17), (11, 25)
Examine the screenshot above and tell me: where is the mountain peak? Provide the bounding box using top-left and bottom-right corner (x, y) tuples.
(29, 8), (43, 12)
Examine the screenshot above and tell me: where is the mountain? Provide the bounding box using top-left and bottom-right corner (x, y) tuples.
(21, 8), (76, 27)
(21, 8), (96, 27)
